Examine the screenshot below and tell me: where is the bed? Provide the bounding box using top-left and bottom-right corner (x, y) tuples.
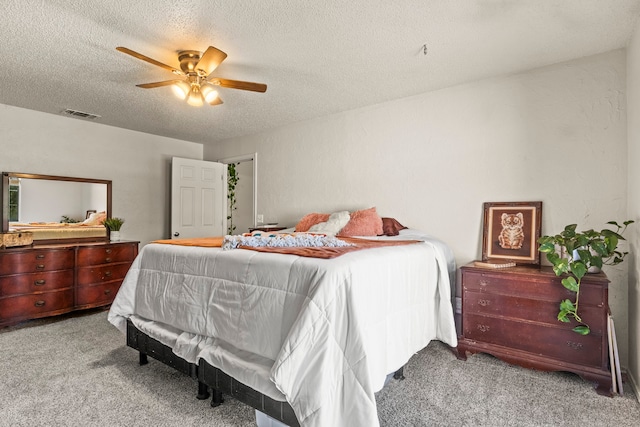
(9, 222), (107, 240)
(9, 211), (108, 241)
(108, 227), (457, 427)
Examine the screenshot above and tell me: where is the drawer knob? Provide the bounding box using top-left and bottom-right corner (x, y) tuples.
(36, 254), (45, 259)
(105, 257), (112, 263)
(479, 280), (489, 287)
(567, 341), (583, 350)
(34, 279), (46, 286)
(477, 324), (490, 333)
(36, 264), (45, 270)
(34, 300), (46, 307)
(104, 271), (112, 277)
(477, 299), (491, 307)
(104, 289), (112, 295)
(105, 249), (112, 254)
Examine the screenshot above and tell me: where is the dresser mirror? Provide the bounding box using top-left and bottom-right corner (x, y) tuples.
(1, 172), (112, 243)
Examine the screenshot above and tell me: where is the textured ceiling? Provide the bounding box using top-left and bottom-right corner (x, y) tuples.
(1, 0), (639, 145)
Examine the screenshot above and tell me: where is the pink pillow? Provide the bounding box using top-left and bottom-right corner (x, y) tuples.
(295, 213), (330, 232)
(337, 207), (383, 237)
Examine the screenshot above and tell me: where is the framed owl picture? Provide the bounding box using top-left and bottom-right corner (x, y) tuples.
(482, 201), (543, 265)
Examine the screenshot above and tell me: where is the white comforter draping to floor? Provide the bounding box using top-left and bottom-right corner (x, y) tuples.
(108, 230), (457, 427)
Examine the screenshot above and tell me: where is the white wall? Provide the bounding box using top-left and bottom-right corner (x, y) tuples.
(0, 104), (203, 246)
(206, 50), (631, 366)
(627, 19), (640, 393)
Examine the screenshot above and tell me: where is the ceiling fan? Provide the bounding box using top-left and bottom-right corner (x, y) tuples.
(116, 45), (267, 107)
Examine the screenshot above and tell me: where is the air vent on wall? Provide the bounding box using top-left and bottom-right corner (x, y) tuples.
(61, 109), (101, 120)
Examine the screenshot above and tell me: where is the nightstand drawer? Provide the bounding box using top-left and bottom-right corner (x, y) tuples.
(0, 289), (74, 321)
(76, 281), (121, 307)
(0, 249), (74, 275)
(462, 270), (606, 306)
(463, 313), (604, 367)
(77, 244), (137, 266)
(77, 263), (132, 285)
(463, 290), (606, 335)
(0, 270), (74, 296)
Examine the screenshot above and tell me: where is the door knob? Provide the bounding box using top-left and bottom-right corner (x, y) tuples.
(174, 232), (180, 237)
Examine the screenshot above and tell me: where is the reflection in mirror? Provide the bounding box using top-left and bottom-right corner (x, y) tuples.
(2, 172), (112, 243)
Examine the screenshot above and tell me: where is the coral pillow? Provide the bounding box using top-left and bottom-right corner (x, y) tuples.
(381, 217), (408, 236)
(295, 212), (330, 232)
(337, 207), (383, 237)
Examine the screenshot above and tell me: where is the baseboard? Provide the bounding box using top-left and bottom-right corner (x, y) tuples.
(625, 368), (639, 402)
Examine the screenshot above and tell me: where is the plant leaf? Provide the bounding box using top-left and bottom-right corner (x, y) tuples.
(563, 224), (577, 236)
(590, 240), (607, 256)
(557, 310), (570, 322)
(538, 242), (556, 253)
(552, 258), (569, 276)
(559, 299), (575, 312)
(561, 277), (579, 292)
(572, 325), (590, 335)
(570, 262), (587, 280)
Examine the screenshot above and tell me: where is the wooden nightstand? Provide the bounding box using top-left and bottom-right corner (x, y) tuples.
(455, 262), (612, 396)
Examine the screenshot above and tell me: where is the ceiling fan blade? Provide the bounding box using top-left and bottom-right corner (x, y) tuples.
(195, 46), (228, 76)
(212, 78), (267, 93)
(116, 47), (183, 76)
(136, 80), (184, 89)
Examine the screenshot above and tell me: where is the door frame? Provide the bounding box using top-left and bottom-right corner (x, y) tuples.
(216, 152), (258, 227)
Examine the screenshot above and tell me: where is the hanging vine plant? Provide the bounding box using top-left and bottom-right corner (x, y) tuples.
(227, 163), (239, 234)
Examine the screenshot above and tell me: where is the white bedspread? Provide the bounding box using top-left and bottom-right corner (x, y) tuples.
(108, 229), (457, 427)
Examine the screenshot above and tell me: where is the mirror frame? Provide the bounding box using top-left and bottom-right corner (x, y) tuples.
(1, 172), (112, 244)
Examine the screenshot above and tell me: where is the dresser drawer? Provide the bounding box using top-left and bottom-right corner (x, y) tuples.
(0, 249), (74, 275)
(0, 270), (74, 296)
(76, 263), (132, 285)
(463, 290), (607, 335)
(77, 243), (136, 266)
(0, 289), (74, 321)
(463, 313), (605, 368)
(76, 281), (121, 307)
(462, 270), (606, 307)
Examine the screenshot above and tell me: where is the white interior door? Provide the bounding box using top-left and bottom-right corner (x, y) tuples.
(171, 157), (226, 238)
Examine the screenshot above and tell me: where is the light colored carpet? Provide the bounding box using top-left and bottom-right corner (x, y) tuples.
(0, 310), (638, 426)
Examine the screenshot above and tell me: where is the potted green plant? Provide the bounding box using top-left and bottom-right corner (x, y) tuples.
(103, 217), (125, 241)
(538, 220), (633, 335)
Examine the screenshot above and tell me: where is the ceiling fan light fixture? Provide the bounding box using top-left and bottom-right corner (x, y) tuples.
(171, 81), (190, 100)
(117, 45), (267, 107)
(186, 84), (204, 107)
(201, 83), (219, 105)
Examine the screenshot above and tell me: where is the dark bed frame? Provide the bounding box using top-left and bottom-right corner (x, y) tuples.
(126, 319), (405, 426)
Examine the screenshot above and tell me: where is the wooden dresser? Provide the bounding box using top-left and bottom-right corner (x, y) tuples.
(456, 263), (612, 396)
(0, 240), (138, 327)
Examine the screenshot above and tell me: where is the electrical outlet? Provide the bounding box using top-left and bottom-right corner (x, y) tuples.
(257, 214), (264, 224)
(455, 297), (462, 314)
